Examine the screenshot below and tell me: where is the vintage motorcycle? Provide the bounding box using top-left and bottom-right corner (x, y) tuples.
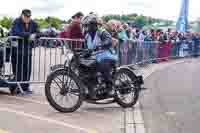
(45, 46), (144, 113)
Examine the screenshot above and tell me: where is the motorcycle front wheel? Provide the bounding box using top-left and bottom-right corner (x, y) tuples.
(45, 69), (83, 113)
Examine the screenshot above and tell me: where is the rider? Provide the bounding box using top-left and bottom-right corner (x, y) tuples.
(81, 14), (118, 97)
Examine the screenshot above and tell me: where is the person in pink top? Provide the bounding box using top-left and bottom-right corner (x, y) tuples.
(157, 34), (172, 62)
(59, 24), (70, 38)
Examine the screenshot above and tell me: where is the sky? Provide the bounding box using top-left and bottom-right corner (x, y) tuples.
(0, 0), (199, 21)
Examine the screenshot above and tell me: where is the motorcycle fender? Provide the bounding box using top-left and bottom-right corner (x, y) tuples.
(117, 67), (144, 85)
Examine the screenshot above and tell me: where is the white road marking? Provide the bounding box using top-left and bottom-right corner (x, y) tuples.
(166, 112), (176, 116)
(2, 95), (116, 119)
(0, 129), (10, 133)
(3, 95), (49, 105)
(0, 107), (98, 133)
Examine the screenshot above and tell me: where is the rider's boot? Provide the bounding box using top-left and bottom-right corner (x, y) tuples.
(89, 87), (98, 100)
(106, 81), (115, 96)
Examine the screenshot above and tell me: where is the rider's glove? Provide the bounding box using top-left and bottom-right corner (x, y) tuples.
(83, 49), (92, 58)
(83, 52), (91, 58)
(94, 46), (102, 51)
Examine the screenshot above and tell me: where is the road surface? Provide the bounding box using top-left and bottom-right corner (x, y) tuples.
(0, 46), (131, 133)
(0, 52), (197, 133)
(141, 58), (200, 133)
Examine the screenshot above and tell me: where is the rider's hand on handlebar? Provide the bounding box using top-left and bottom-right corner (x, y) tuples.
(88, 49), (94, 53)
(83, 52), (91, 58)
(94, 46), (102, 51)
(79, 49), (92, 58)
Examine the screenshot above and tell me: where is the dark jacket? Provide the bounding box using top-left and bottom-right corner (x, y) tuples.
(11, 17), (38, 38)
(10, 18), (38, 50)
(10, 17), (38, 55)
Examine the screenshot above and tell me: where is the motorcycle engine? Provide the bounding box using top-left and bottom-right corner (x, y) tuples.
(78, 63), (109, 98)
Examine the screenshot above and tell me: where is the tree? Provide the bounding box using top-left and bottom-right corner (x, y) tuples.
(121, 15), (129, 22)
(34, 18), (49, 29)
(134, 15), (147, 28)
(0, 17), (13, 29)
(127, 13), (138, 20)
(102, 14), (121, 22)
(128, 13), (138, 17)
(34, 17), (64, 29)
(45, 17), (62, 29)
(101, 13), (168, 28)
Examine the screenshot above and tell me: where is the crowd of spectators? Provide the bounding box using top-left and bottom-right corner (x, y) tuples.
(58, 12), (200, 65)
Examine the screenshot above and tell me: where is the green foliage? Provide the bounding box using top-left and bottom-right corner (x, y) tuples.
(34, 18), (49, 29)
(102, 14), (121, 22)
(0, 16), (63, 30)
(121, 15), (129, 21)
(102, 13), (173, 28)
(134, 15), (147, 28)
(0, 17), (13, 29)
(45, 16), (62, 29)
(34, 17), (63, 29)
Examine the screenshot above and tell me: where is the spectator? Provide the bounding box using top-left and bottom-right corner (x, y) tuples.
(10, 9), (39, 95)
(0, 28), (4, 38)
(117, 25), (129, 65)
(47, 25), (57, 37)
(127, 27), (137, 64)
(144, 31), (154, 63)
(103, 22), (118, 48)
(67, 12), (84, 49)
(59, 24), (70, 38)
(0, 27), (4, 71)
(179, 34), (190, 57)
(158, 34), (172, 62)
(138, 30), (146, 41)
(106, 19), (121, 38)
(135, 30), (147, 64)
(170, 32), (179, 57)
(135, 28), (140, 39)
(127, 27), (134, 39)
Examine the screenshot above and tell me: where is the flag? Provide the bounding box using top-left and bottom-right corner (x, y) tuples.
(176, 0), (189, 32)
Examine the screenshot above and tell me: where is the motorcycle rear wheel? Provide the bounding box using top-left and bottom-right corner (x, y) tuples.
(114, 68), (140, 108)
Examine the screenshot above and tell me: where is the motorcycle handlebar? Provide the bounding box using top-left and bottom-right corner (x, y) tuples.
(73, 49), (104, 58)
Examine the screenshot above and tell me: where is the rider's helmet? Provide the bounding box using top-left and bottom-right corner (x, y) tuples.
(80, 15), (89, 34)
(81, 14), (100, 34)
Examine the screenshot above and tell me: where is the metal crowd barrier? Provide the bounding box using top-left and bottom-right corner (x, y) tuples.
(0, 36), (199, 89)
(0, 36), (84, 86)
(117, 40), (160, 66)
(118, 39), (200, 67)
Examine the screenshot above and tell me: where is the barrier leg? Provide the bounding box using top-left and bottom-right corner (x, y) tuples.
(17, 82), (24, 94)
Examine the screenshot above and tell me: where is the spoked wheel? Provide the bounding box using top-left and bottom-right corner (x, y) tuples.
(114, 69), (140, 108)
(45, 69), (83, 113)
